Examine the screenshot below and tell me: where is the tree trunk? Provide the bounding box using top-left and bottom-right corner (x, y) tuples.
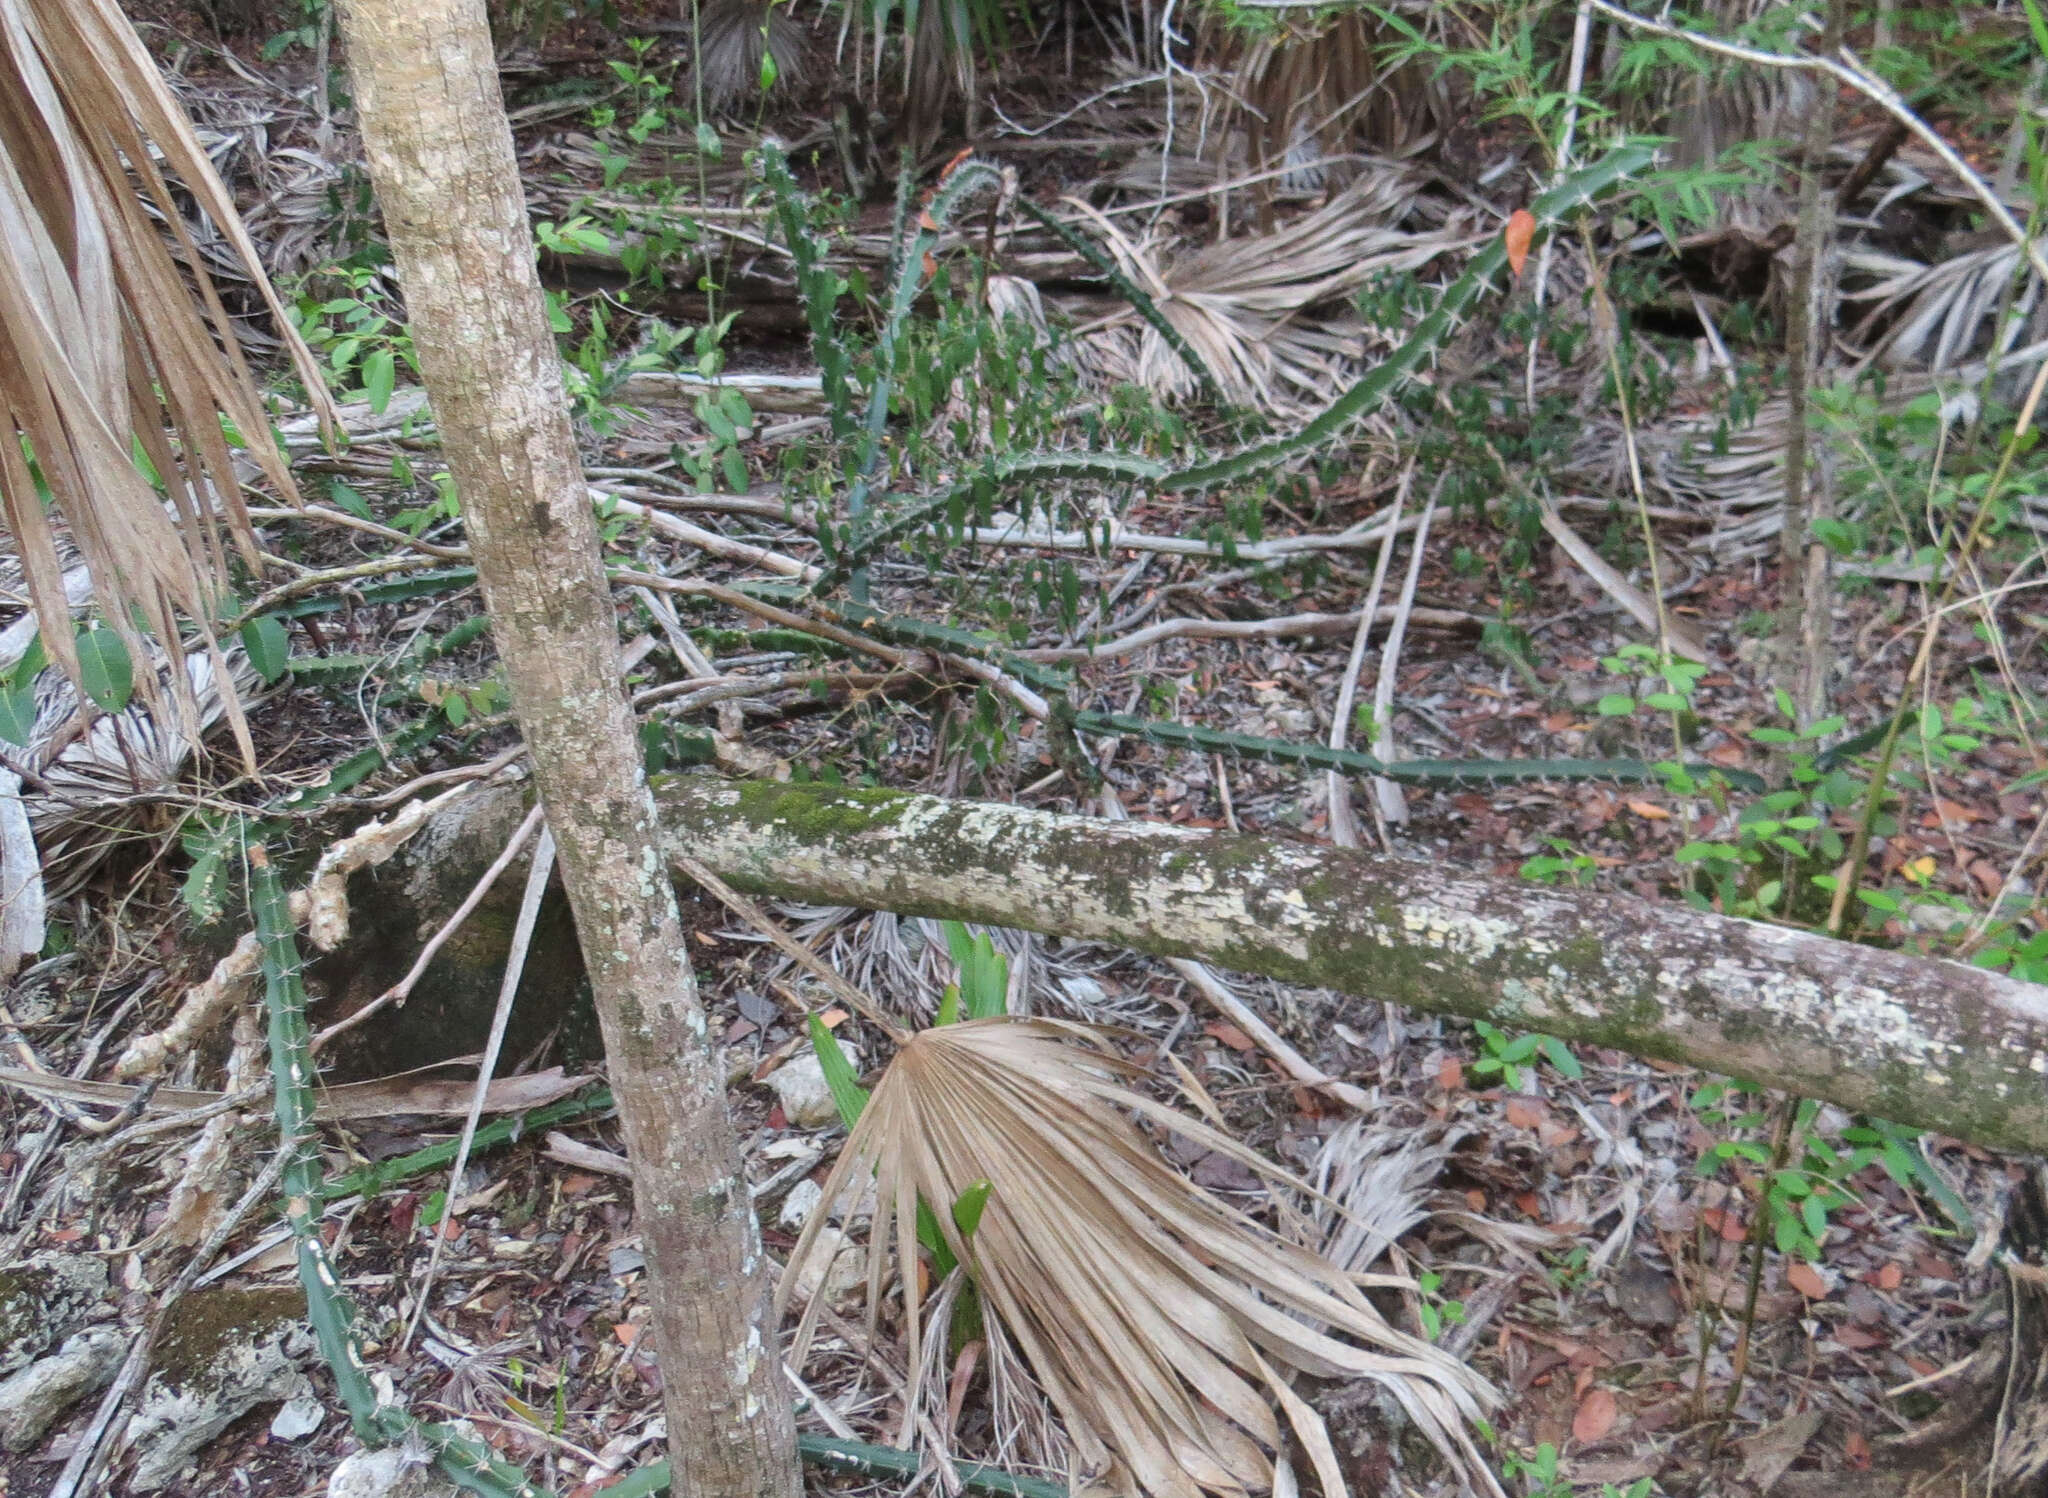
(329, 6), (799, 1495)
(652, 775), (2048, 1156)
(1774, 0), (1846, 725)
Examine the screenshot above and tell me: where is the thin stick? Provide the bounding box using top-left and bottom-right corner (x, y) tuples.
(398, 822), (556, 1354)
(312, 802), (545, 1054)
(1023, 603), (1473, 664)
(1524, 0), (1595, 409)
(1327, 462), (1412, 851)
(1368, 483), (1442, 827)
(674, 853), (910, 1044)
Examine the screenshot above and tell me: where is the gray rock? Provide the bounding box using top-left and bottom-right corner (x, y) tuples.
(331, 1441), (463, 1498)
(126, 1286), (315, 1491)
(0, 1326), (124, 1451)
(0, 1253), (110, 1376)
(271, 1393), (328, 1441)
(765, 1046), (859, 1130)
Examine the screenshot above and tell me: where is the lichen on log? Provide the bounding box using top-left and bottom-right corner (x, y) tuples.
(651, 774), (2048, 1156)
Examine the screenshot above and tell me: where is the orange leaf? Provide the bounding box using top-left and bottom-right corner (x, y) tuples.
(1504, 209), (1536, 277)
(1845, 1429), (1871, 1468)
(1785, 1261), (1829, 1299)
(1204, 1022), (1256, 1051)
(1627, 799), (1671, 820)
(1874, 1261), (1903, 1291)
(1504, 1097), (1547, 1130)
(1572, 1386), (1618, 1444)
(1438, 1056), (1464, 1090)
(614, 1321), (640, 1347)
(1836, 1325), (1884, 1350)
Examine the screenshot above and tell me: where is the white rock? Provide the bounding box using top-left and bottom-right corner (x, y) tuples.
(765, 1046), (859, 1130)
(778, 1179), (824, 1231)
(789, 1226), (866, 1308)
(271, 1393), (327, 1441)
(330, 1441), (460, 1498)
(126, 1289), (315, 1491)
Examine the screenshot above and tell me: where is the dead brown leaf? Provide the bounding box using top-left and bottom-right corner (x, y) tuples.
(1572, 1386), (1617, 1444)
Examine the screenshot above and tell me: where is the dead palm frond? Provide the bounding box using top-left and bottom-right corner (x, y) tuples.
(1069, 176), (1472, 414)
(781, 1018), (1501, 1498)
(1607, 340), (2048, 562)
(1842, 240), (2048, 373)
(1209, 6), (1444, 196)
(690, 0), (812, 114)
(0, 0), (331, 758)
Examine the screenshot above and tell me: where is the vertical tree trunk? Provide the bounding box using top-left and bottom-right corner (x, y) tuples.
(329, 6), (800, 1495)
(1774, 0), (1846, 725)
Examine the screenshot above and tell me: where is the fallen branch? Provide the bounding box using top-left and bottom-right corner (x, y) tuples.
(650, 775), (2048, 1156)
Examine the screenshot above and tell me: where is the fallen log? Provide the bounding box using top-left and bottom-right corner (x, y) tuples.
(654, 774), (2048, 1156)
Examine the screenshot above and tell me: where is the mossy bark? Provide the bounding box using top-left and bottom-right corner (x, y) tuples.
(654, 775), (2048, 1155)
(331, 5), (797, 1495)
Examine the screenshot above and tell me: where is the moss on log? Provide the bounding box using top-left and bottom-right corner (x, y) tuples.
(653, 774), (2048, 1155)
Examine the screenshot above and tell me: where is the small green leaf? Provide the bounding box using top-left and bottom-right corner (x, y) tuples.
(1596, 693), (1635, 717)
(75, 627), (133, 711)
(0, 680), (37, 747)
(951, 1179), (993, 1239)
(807, 1013), (869, 1128)
(1801, 1194), (1829, 1244)
(1540, 1036), (1582, 1079)
(695, 120), (724, 159)
(328, 481), (374, 520)
(10, 632), (46, 683)
(443, 689), (470, 727)
(363, 347), (397, 413)
(240, 615), (291, 683)
(759, 49), (779, 89)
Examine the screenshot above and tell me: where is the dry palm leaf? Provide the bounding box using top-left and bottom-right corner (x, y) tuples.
(781, 1018), (1501, 1498)
(1209, 5), (1444, 194)
(1842, 239), (2048, 373)
(1070, 175), (1472, 415)
(1609, 339), (2048, 562)
(0, 0), (331, 765)
(0, 548), (265, 897)
(691, 0), (811, 114)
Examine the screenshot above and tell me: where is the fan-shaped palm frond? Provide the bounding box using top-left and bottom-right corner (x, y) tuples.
(690, 0), (812, 114)
(781, 1018), (1501, 1498)
(1210, 6), (1444, 196)
(1842, 240), (2048, 373)
(1070, 175), (1472, 415)
(0, 0), (330, 758)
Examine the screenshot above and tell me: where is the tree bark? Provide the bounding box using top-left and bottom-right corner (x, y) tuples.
(329, 6), (799, 1495)
(653, 775), (2048, 1156)
(1774, 0), (1846, 725)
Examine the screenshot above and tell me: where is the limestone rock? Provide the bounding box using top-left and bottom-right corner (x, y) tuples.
(330, 1441), (463, 1498)
(0, 1252), (110, 1376)
(0, 1326), (124, 1451)
(765, 1046), (859, 1130)
(789, 1226), (866, 1308)
(126, 1286), (315, 1491)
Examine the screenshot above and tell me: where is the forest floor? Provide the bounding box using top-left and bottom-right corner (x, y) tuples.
(2, 5), (2045, 1498)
